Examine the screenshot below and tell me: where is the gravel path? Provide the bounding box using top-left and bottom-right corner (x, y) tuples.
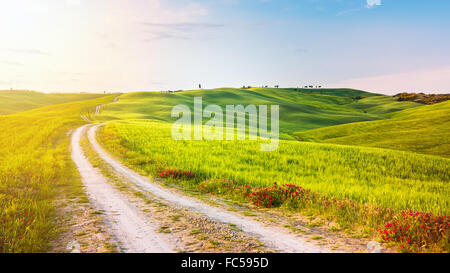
(85, 124), (328, 253)
(71, 125), (175, 253)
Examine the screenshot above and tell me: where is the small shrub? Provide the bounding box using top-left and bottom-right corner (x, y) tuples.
(249, 183), (312, 208)
(159, 169), (195, 180)
(199, 178), (251, 198)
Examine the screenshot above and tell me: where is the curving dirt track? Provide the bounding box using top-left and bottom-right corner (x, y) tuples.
(73, 124), (329, 253)
(71, 125), (175, 253)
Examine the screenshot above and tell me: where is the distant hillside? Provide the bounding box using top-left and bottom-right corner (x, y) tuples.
(97, 87), (419, 139)
(0, 90), (107, 115)
(394, 92), (450, 105)
(295, 101), (450, 157)
(279, 87), (382, 99)
(348, 96), (421, 115)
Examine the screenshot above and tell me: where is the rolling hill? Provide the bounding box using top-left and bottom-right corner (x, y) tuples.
(0, 90), (107, 115)
(295, 100), (450, 157)
(0, 94), (117, 252)
(96, 87), (449, 215)
(1, 87), (446, 253)
(97, 87), (420, 139)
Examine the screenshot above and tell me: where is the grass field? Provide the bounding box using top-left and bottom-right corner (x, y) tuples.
(1, 87), (448, 252)
(96, 88), (449, 251)
(295, 100), (450, 157)
(99, 120), (449, 215)
(96, 88), (449, 215)
(0, 90), (107, 115)
(97, 88), (420, 138)
(347, 96), (421, 115)
(0, 94), (114, 252)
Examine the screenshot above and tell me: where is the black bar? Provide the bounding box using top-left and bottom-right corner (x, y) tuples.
(0, 253), (445, 272)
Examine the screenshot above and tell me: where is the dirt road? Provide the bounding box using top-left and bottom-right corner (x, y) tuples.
(71, 123), (329, 253)
(71, 125), (175, 253)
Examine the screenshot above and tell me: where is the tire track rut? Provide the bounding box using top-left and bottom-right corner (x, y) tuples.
(71, 125), (175, 253)
(84, 124), (329, 253)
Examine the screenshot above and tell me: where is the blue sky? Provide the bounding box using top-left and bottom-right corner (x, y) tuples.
(1, 0), (449, 94)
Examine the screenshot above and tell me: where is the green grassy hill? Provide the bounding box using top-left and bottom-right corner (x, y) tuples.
(0, 90), (107, 115)
(97, 87), (419, 139)
(100, 119), (449, 215)
(95, 88), (449, 214)
(295, 101), (450, 157)
(349, 96), (421, 115)
(1, 87), (446, 252)
(0, 94), (117, 252)
(279, 87), (383, 99)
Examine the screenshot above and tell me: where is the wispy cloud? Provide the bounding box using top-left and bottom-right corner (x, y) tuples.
(140, 22), (225, 32)
(366, 0), (382, 9)
(142, 31), (190, 41)
(337, 0), (382, 16)
(336, 8), (361, 17)
(332, 66), (450, 94)
(0, 60), (23, 66)
(7, 48), (50, 56)
(140, 22), (225, 41)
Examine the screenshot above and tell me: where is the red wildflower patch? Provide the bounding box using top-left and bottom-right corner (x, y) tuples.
(197, 177), (449, 252)
(249, 182), (312, 208)
(378, 210), (449, 250)
(159, 169), (196, 180)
